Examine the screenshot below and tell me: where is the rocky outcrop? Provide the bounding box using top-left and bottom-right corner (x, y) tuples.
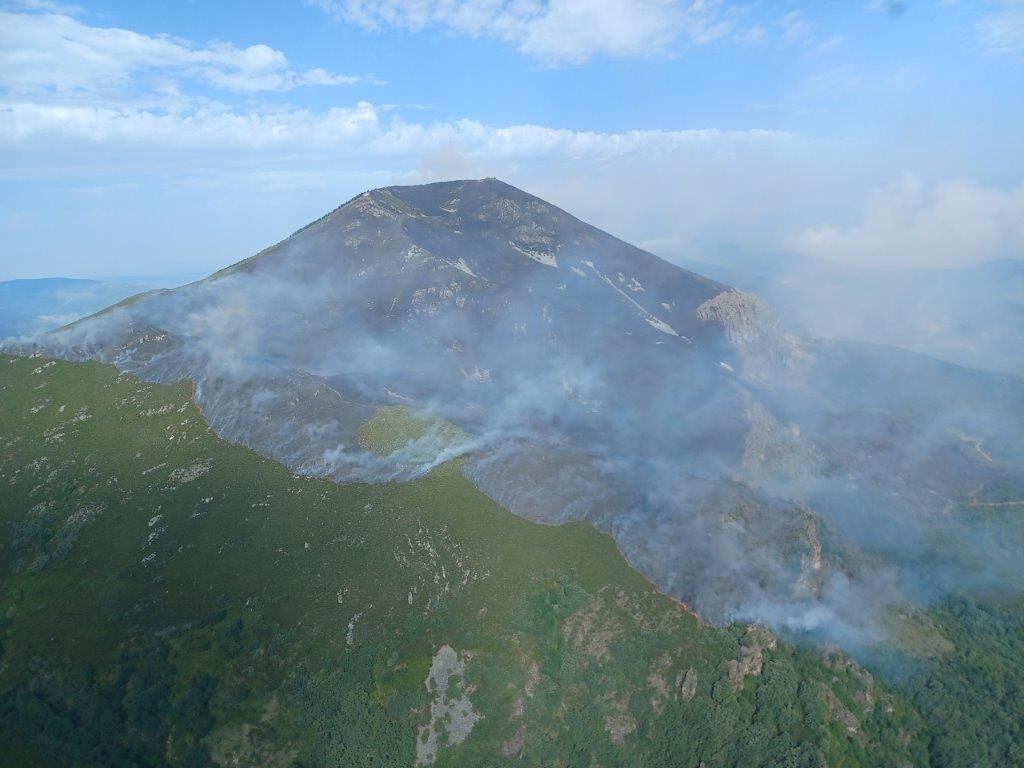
(416, 645), (479, 766)
(728, 624), (778, 692)
(678, 667), (698, 701)
(697, 290), (808, 379)
(696, 290), (769, 346)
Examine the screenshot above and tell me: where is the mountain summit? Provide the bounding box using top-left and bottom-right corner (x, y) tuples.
(221, 177), (728, 344)
(17, 179), (1024, 632)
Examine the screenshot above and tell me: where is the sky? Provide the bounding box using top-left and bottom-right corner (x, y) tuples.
(0, 0), (1022, 280)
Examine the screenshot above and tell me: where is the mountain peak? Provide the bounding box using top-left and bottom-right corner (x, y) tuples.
(377, 176), (521, 196)
(351, 177), (560, 225)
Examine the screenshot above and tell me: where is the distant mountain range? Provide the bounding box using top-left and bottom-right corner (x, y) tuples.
(10, 179), (1023, 641)
(0, 275), (198, 340)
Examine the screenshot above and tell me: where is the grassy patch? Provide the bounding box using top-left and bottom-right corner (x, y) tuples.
(357, 405), (464, 457)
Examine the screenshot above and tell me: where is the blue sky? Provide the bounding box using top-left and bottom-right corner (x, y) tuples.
(0, 0), (1022, 279)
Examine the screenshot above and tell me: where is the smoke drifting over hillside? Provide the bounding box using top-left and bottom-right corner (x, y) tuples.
(670, 245), (1024, 379)
(10, 179), (1024, 653)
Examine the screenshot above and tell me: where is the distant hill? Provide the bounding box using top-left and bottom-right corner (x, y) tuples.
(0, 275), (196, 340)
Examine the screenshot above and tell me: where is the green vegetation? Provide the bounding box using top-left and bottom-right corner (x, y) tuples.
(357, 405), (465, 458)
(900, 597), (1024, 767)
(0, 355), (1019, 767)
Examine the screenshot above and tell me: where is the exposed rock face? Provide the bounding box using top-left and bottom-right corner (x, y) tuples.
(797, 514), (825, 596)
(697, 289), (808, 379)
(416, 645), (479, 766)
(678, 667), (698, 701)
(697, 290), (769, 346)
(728, 625), (778, 692)
(821, 683), (862, 736)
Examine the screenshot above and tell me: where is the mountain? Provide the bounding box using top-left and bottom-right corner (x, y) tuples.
(4, 179), (1024, 767)
(10, 178), (1024, 637)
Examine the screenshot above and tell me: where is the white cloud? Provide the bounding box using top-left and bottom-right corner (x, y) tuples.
(779, 10), (812, 43)
(796, 176), (1024, 269)
(0, 10), (367, 95)
(0, 100), (384, 148)
(310, 0), (738, 64)
(0, 96), (789, 160)
(976, 0), (1024, 54)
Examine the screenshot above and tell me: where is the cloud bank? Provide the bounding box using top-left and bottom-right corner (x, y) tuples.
(796, 176), (1024, 270)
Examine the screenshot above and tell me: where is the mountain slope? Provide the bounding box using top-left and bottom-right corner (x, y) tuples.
(0, 354), (931, 768)
(10, 178), (1024, 638)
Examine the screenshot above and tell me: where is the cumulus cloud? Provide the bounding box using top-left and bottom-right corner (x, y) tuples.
(310, 0), (738, 64)
(795, 176), (1024, 269)
(0, 10), (367, 95)
(0, 2), (840, 278)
